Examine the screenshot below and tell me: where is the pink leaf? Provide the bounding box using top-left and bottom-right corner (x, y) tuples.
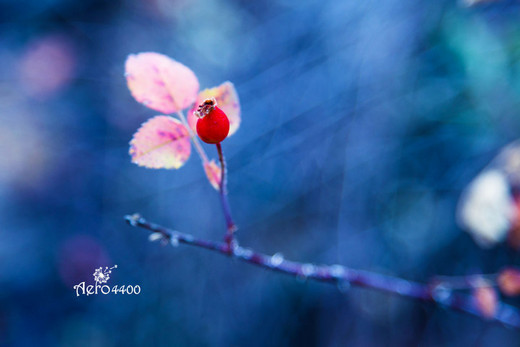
(473, 285), (498, 319)
(129, 116), (191, 169)
(204, 160), (222, 190)
(498, 268), (520, 296)
(125, 52), (199, 113)
(188, 81), (241, 136)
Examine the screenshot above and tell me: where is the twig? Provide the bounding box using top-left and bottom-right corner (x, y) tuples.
(216, 143), (237, 249)
(125, 214), (520, 329)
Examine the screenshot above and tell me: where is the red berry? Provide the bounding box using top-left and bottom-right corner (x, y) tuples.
(195, 99), (230, 144)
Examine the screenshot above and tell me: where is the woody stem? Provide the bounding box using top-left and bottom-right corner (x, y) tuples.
(216, 142), (236, 249)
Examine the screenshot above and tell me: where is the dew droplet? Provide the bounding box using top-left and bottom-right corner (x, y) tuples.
(241, 248), (254, 259)
(170, 236), (179, 247)
(148, 233), (162, 242)
(303, 264), (315, 276)
(299, 264), (316, 279)
(270, 253), (284, 267)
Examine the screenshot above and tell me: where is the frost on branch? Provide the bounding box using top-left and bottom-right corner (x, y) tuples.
(188, 81), (241, 137)
(125, 52), (199, 113)
(129, 116), (191, 169)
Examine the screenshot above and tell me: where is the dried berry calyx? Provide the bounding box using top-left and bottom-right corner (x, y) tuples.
(195, 98), (230, 144)
(194, 98), (217, 118)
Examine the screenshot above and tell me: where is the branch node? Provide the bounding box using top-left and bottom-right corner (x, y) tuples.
(224, 232), (238, 254)
(233, 246), (253, 260)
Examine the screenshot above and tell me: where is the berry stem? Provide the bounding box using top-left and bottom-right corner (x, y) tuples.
(125, 214), (520, 329)
(216, 142), (237, 250)
(176, 110), (236, 248)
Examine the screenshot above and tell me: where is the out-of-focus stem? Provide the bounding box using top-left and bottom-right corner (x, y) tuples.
(431, 274), (499, 290)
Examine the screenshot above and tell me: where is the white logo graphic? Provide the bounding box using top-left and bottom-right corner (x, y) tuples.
(73, 265), (141, 296)
(93, 265), (117, 284)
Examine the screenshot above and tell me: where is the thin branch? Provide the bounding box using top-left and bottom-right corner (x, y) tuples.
(216, 142), (237, 249)
(125, 214), (520, 329)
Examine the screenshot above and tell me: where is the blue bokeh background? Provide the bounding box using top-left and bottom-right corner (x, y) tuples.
(2, 0), (520, 345)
